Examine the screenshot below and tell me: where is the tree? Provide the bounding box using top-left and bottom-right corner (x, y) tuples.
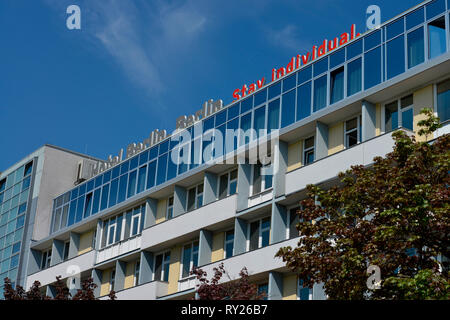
(276, 108), (449, 300)
(3, 276), (116, 300)
(191, 263), (266, 300)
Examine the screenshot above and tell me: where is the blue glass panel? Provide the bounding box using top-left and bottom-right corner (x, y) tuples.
(190, 139), (200, 170)
(202, 138), (213, 163)
(159, 140), (169, 155)
(402, 108), (414, 130)
(313, 75), (327, 112)
(298, 66), (312, 84)
(254, 88), (267, 106)
(227, 103), (240, 120)
(84, 192), (93, 218)
(127, 170), (137, 198)
(78, 184), (86, 197)
(313, 58), (328, 77)
(347, 39), (363, 60)
(386, 18), (404, 40)
(120, 161), (129, 175)
(437, 81), (450, 122)
(100, 184), (109, 211)
(117, 174), (128, 203)
(94, 176), (102, 188)
(178, 145), (189, 174)
(347, 58), (362, 96)
(330, 49), (345, 69)
(167, 149), (178, 179)
(24, 162), (33, 176)
(137, 165), (147, 194)
(16, 215), (25, 229)
(330, 67), (344, 104)
(203, 116), (214, 134)
(75, 195), (85, 223)
(139, 150), (149, 165)
(108, 179), (118, 207)
(215, 124), (226, 158)
(215, 110), (227, 127)
(283, 74), (296, 92)
(387, 35), (405, 79)
(146, 161), (157, 189)
(364, 46), (382, 89)
(426, 0), (445, 20)
(281, 89), (296, 128)
(112, 166), (120, 179)
(268, 81), (281, 100)
(297, 82), (311, 121)
(241, 97), (253, 114)
(67, 200), (77, 226)
(86, 180), (94, 193)
(70, 187), (78, 201)
(156, 154), (168, 185)
(428, 17), (447, 59)
(169, 135), (180, 151)
(239, 112), (252, 146)
(149, 146), (158, 160)
(364, 30), (381, 51)
(407, 27), (425, 68)
(406, 7), (424, 30)
(268, 98), (280, 133)
(226, 118), (239, 154)
(21, 176), (30, 191)
(103, 170), (111, 184)
(254, 105), (266, 139)
(92, 188), (101, 215)
(129, 156), (138, 170)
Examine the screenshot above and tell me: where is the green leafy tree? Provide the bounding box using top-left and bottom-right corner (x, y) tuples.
(276, 108), (449, 300)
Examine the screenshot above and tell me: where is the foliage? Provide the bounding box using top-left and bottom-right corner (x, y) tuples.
(191, 263), (266, 300)
(276, 109), (449, 300)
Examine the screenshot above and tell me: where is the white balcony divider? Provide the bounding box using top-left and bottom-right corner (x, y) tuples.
(96, 235), (141, 264)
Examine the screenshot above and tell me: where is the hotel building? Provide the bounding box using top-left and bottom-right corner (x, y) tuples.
(3, 0), (450, 300)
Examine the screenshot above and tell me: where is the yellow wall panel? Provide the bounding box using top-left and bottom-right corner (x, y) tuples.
(124, 261), (136, 289)
(100, 269), (112, 297)
(167, 246), (181, 294)
(287, 140), (302, 172)
(328, 122), (344, 155)
(282, 274), (297, 300)
(78, 230), (94, 255)
(156, 199), (167, 224)
(211, 232), (225, 263)
(413, 85), (434, 142)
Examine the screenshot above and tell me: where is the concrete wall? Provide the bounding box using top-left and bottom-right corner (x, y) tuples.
(328, 122), (344, 155)
(78, 230), (94, 255)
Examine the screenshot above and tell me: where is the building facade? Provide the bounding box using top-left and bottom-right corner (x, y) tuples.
(0, 145), (100, 298)
(10, 0), (450, 300)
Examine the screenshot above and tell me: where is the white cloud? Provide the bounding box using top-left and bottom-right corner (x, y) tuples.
(266, 24), (312, 52)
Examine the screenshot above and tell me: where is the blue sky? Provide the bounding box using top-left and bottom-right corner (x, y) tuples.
(0, 0), (422, 170)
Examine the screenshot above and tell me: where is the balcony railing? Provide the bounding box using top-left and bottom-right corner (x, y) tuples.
(96, 235), (141, 264)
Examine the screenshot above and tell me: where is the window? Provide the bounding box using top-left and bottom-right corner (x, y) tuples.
(258, 283), (269, 300)
(281, 89), (296, 128)
(297, 82), (311, 121)
(437, 79), (450, 122)
(313, 75), (327, 112)
(134, 260), (140, 286)
(385, 94), (414, 132)
(248, 217), (271, 251)
(63, 241), (70, 261)
(166, 196), (174, 220)
(24, 162), (33, 177)
(251, 161), (273, 195)
(428, 17), (446, 59)
(387, 34), (405, 79)
(330, 66), (344, 104)
(130, 208), (142, 237)
(218, 169), (238, 200)
(364, 46), (381, 90)
(407, 27), (425, 68)
(288, 208), (300, 239)
(181, 241), (199, 278)
(41, 249), (52, 269)
(154, 251), (171, 282)
(224, 230), (234, 259)
(110, 268), (116, 292)
(298, 279), (313, 300)
(186, 183), (203, 212)
(303, 136), (315, 165)
(344, 117), (360, 148)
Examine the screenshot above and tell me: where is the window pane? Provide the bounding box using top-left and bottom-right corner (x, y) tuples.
(108, 179), (118, 207)
(386, 18), (404, 40)
(313, 75), (327, 112)
(330, 67), (344, 104)
(289, 208), (299, 239)
(154, 254), (163, 281)
(330, 49), (345, 69)
(137, 165), (147, 194)
(385, 101), (399, 132)
(253, 164), (261, 195)
(249, 222), (259, 251)
(254, 105), (266, 138)
(347, 39), (363, 60)
(91, 189), (100, 215)
(182, 245), (192, 278)
(254, 88), (267, 106)
(347, 58), (362, 96)
(283, 74), (296, 92)
(402, 108), (414, 130)
(239, 112), (252, 146)
(241, 97), (253, 114)
(297, 81), (311, 121)
(156, 154), (168, 185)
(127, 171), (137, 198)
(387, 35), (405, 80)
(84, 193), (92, 218)
(219, 174), (228, 200)
(426, 0), (445, 20)
(228, 103), (239, 120)
(268, 98), (280, 132)
(406, 7), (424, 30)
(268, 82), (281, 100)
(364, 47), (381, 89)
(100, 184), (109, 211)
(407, 27), (425, 68)
(281, 89), (296, 128)
(187, 188), (196, 211)
(298, 66), (312, 84)
(313, 58), (328, 77)
(428, 17), (446, 59)
(215, 110), (227, 127)
(437, 79), (450, 122)
(146, 161), (156, 189)
(75, 195), (85, 223)
(117, 174), (128, 203)
(364, 30), (381, 51)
